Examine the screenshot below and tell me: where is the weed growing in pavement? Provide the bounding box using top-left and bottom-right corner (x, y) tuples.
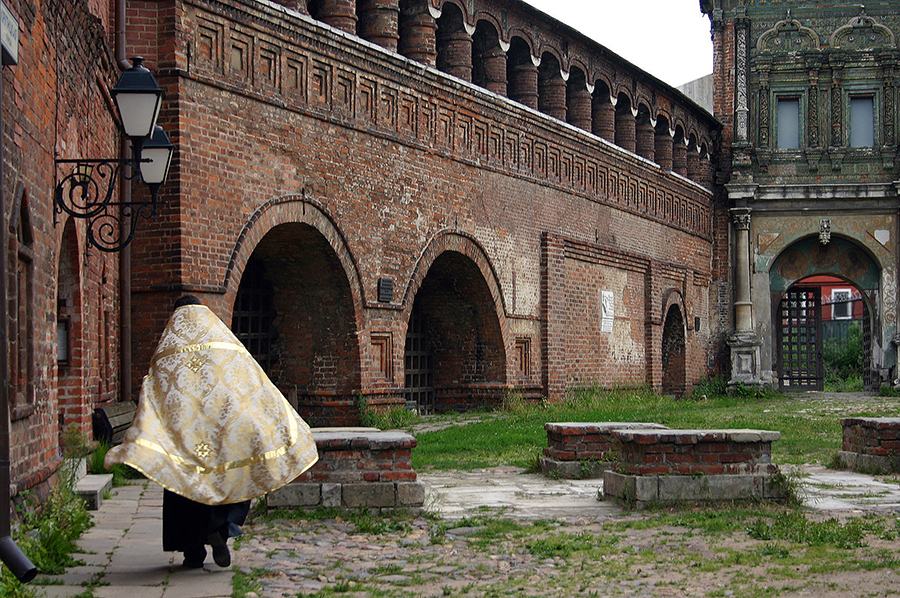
(746, 511), (883, 548)
(86, 440), (143, 486)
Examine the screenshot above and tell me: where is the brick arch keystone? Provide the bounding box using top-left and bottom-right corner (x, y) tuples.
(221, 195), (366, 322)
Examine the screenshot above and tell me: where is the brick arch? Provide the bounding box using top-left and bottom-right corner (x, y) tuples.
(566, 57), (591, 82)
(57, 218), (87, 438)
(661, 290), (687, 397)
(224, 198), (366, 425)
(505, 28), (537, 57)
(433, 0), (471, 28)
(402, 231), (509, 322)
(612, 86), (635, 107)
(401, 232), (510, 412)
(536, 45), (565, 74)
(472, 10), (505, 45)
(222, 195), (365, 323)
(591, 75), (613, 100)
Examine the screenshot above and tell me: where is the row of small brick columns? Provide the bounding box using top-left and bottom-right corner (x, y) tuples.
(270, 0), (710, 183)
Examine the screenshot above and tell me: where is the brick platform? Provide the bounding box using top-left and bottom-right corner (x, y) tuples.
(540, 422), (668, 479)
(603, 429), (784, 508)
(838, 418), (900, 474)
(266, 429), (425, 513)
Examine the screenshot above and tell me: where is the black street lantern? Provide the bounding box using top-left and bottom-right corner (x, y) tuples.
(110, 57), (164, 156)
(54, 57), (172, 252)
(140, 125), (174, 197)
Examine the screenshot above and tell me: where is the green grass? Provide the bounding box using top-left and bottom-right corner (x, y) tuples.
(411, 386), (899, 471)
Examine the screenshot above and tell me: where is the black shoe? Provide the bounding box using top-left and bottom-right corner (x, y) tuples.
(183, 547), (206, 569)
(207, 532), (231, 567)
(183, 558), (204, 569)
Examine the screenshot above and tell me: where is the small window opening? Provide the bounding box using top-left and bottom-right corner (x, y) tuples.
(777, 97), (800, 149)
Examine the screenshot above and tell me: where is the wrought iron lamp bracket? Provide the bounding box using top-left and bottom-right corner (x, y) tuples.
(54, 156), (163, 253)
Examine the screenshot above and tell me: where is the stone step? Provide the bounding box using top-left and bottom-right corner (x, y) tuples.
(75, 474), (113, 510)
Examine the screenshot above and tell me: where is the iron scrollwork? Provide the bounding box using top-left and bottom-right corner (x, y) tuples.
(54, 157), (160, 252)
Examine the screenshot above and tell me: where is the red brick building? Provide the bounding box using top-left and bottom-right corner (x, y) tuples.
(4, 0), (723, 501)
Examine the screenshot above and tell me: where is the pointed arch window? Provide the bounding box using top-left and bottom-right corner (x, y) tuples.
(10, 184), (35, 420)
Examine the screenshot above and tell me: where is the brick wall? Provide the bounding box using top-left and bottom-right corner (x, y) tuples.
(126, 0), (722, 423)
(268, 430), (425, 512)
(3, 0), (122, 499)
(842, 418), (900, 457)
(613, 429), (780, 476)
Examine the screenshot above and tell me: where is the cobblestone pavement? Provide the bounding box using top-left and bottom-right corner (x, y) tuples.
(31, 458), (900, 598)
(235, 464), (900, 598)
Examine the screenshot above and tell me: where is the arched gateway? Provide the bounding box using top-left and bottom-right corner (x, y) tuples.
(771, 236), (881, 391)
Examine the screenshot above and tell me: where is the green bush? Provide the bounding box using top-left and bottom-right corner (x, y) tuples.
(823, 323), (863, 382)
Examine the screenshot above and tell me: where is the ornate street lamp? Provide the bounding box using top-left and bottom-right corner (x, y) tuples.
(54, 57), (173, 252)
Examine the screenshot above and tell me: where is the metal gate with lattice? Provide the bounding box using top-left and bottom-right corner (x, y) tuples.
(777, 287), (823, 391)
(404, 303), (434, 413)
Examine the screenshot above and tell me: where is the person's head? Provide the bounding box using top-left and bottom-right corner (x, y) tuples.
(174, 295), (202, 309)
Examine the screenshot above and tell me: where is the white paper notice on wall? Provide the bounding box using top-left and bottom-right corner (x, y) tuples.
(600, 290), (614, 334)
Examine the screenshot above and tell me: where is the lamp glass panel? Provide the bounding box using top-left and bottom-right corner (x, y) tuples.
(140, 146), (172, 185)
(115, 93), (162, 139)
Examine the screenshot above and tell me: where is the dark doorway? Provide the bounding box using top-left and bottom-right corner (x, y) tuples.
(236, 223), (360, 425)
(404, 250), (505, 413)
(232, 256), (277, 375)
(661, 304), (686, 397)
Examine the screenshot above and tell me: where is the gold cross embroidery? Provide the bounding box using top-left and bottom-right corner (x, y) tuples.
(195, 442), (212, 459)
(186, 354), (205, 373)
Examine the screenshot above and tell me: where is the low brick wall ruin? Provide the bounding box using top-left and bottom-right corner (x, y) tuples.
(266, 429), (426, 513)
(540, 422), (668, 479)
(603, 429), (784, 508)
(838, 418), (900, 474)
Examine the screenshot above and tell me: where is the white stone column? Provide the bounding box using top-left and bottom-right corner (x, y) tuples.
(732, 208), (753, 332)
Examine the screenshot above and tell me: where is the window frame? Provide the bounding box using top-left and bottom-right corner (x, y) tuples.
(831, 288), (854, 320)
(848, 92), (877, 148)
(774, 93), (803, 150)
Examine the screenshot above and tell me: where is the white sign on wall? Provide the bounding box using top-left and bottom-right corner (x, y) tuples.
(600, 290), (614, 334)
(1, 1), (17, 66)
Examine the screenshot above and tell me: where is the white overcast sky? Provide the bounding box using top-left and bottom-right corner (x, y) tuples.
(521, 0), (713, 88)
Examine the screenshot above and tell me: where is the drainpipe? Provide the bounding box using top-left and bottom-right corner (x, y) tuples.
(115, 0), (132, 403)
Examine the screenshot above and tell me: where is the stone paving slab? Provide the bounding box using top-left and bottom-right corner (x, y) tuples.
(801, 464), (900, 511)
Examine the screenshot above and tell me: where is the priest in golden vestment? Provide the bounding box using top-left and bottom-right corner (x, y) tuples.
(105, 295), (318, 568)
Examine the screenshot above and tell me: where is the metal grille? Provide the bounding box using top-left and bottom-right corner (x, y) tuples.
(404, 303), (434, 414)
(233, 258), (277, 374)
(778, 287), (823, 391)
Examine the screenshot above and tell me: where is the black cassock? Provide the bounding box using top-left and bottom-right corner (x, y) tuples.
(162, 490), (250, 558)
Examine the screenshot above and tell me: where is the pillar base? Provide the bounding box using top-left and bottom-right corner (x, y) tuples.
(727, 331), (769, 387)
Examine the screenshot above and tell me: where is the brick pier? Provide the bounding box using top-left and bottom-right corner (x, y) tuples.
(603, 429), (784, 508)
(540, 422), (668, 479)
(838, 418), (900, 474)
(266, 429), (426, 513)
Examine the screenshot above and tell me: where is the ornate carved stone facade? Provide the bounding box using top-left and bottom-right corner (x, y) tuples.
(703, 0), (900, 389)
